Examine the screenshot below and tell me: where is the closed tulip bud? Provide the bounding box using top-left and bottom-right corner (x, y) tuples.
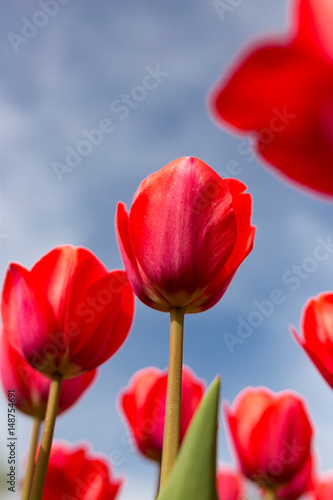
(225, 387), (313, 490)
(116, 156), (255, 313)
(119, 366), (205, 461)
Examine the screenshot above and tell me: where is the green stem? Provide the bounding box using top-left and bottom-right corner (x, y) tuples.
(21, 416), (42, 500)
(159, 307), (185, 491)
(29, 374), (62, 500)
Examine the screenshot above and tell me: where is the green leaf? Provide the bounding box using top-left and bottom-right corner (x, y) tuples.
(157, 377), (220, 500)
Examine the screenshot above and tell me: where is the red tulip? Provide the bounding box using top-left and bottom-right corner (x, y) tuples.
(226, 387), (313, 490)
(1, 245), (134, 377)
(275, 454), (314, 500)
(292, 293), (333, 390)
(209, 0), (333, 197)
(312, 472), (333, 500)
(0, 334), (96, 419)
(40, 442), (122, 500)
(119, 365), (205, 461)
(116, 156), (255, 313)
(216, 465), (245, 500)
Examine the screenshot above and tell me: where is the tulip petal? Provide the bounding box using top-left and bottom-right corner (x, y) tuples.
(209, 1), (333, 197)
(187, 179), (255, 313)
(116, 202), (170, 311)
(31, 246), (108, 331)
(2, 264), (61, 372)
(70, 271), (134, 371)
(293, 293), (333, 390)
(298, 0), (333, 62)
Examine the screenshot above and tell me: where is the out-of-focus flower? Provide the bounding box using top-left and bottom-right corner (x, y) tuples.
(1, 245), (134, 378)
(116, 156), (255, 313)
(41, 442), (122, 500)
(292, 292), (333, 390)
(209, 0), (333, 197)
(0, 334), (97, 418)
(217, 465), (245, 500)
(225, 387), (313, 490)
(312, 472), (333, 500)
(119, 365), (205, 461)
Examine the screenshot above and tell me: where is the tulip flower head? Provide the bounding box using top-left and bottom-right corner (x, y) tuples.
(119, 365), (205, 461)
(312, 472), (333, 500)
(116, 156), (255, 313)
(209, 0), (333, 197)
(292, 292), (333, 390)
(0, 334), (97, 419)
(216, 465), (245, 500)
(41, 442), (122, 500)
(225, 387), (313, 491)
(1, 245), (134, 378)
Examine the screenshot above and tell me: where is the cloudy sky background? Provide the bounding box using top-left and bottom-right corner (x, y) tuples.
(1, 1), (333, 498)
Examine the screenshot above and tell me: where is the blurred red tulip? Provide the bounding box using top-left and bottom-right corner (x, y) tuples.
(275, 454), (314, 500)
(41, 442), (122, 500)
(216, 465), (245, 500)
(312, 472), (333, 500)
(226, 387), (313, 490)
(116, 156), (255, 313)
(0, 334), (96, 419)
(119, 365), (205, 461)
(1, 245), (134, 377)
(209, 0), (333, 197)
(292, 292), (333, 390)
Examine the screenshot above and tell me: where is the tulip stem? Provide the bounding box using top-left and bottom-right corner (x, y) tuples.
(265, 489), (277, 500)
(159, 307), (185, 491)
(21, 416), (42, 500)
(29, 373), (62, 500)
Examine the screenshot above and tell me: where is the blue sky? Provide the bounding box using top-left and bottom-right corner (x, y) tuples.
(1, 1), (333, 499)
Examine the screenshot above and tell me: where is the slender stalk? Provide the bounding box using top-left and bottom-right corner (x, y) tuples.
(159, 307), (185, 491)
(29, 373), (62, 500)
(265, 488), (277, 500)
(21, 416), (42, 500)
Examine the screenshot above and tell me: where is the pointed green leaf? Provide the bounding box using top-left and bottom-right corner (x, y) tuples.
(157, 377), (220, 500)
